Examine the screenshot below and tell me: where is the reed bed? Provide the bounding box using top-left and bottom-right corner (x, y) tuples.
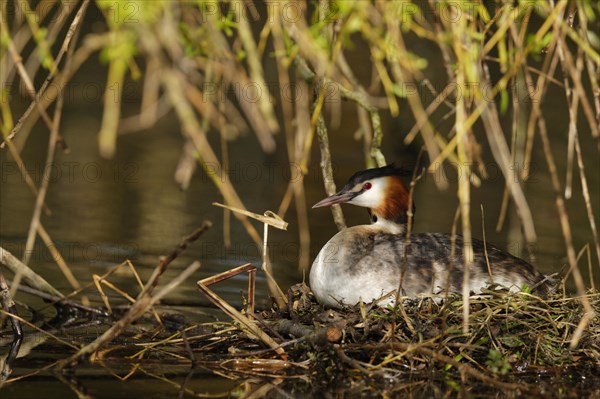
(159, 284), (600, 395)
(5, 276), (599, 396)
(1, 213), (599, 395)
(1, 0), (600, 396)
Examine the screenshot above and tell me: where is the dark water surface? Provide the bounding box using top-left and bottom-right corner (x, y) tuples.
(2, 88), (599, 397)
(2, 18), (599, 399)
(2, 71), (598, 306)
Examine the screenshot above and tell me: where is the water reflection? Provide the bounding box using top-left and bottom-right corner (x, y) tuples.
(1, 9), (599, 398)
(2, 84), (599, 305)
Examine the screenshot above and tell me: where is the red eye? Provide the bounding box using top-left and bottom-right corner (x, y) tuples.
(363, 182), (372, 190)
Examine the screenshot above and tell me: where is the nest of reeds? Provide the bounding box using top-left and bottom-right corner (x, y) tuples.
(1, 227), (599, 395)
(125, 281), (599, 395)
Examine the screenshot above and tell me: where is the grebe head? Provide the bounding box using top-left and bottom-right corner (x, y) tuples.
(313, 164), (414, 227)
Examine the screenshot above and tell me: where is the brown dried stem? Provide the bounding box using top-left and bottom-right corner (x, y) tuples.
(56, 222), (212, 367)
(0, 246), (63, 298)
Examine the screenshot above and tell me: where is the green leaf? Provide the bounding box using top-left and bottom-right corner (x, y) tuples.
(586, 31), (600, 50)
(500, 88), (509, 114)
(100, 32), (138, 63)
(486, 349), (512, 374)
(499, 335), (525, 348)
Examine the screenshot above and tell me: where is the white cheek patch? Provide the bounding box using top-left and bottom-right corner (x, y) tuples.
(348, 179), (387, 208)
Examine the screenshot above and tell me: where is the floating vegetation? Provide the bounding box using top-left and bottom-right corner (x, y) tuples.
(118, 284), (600, 394)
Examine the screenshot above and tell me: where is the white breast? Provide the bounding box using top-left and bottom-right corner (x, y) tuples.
(309, 225), (400, 308)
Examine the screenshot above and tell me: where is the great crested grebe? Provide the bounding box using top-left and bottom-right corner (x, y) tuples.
(309, 164), (547, 308)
